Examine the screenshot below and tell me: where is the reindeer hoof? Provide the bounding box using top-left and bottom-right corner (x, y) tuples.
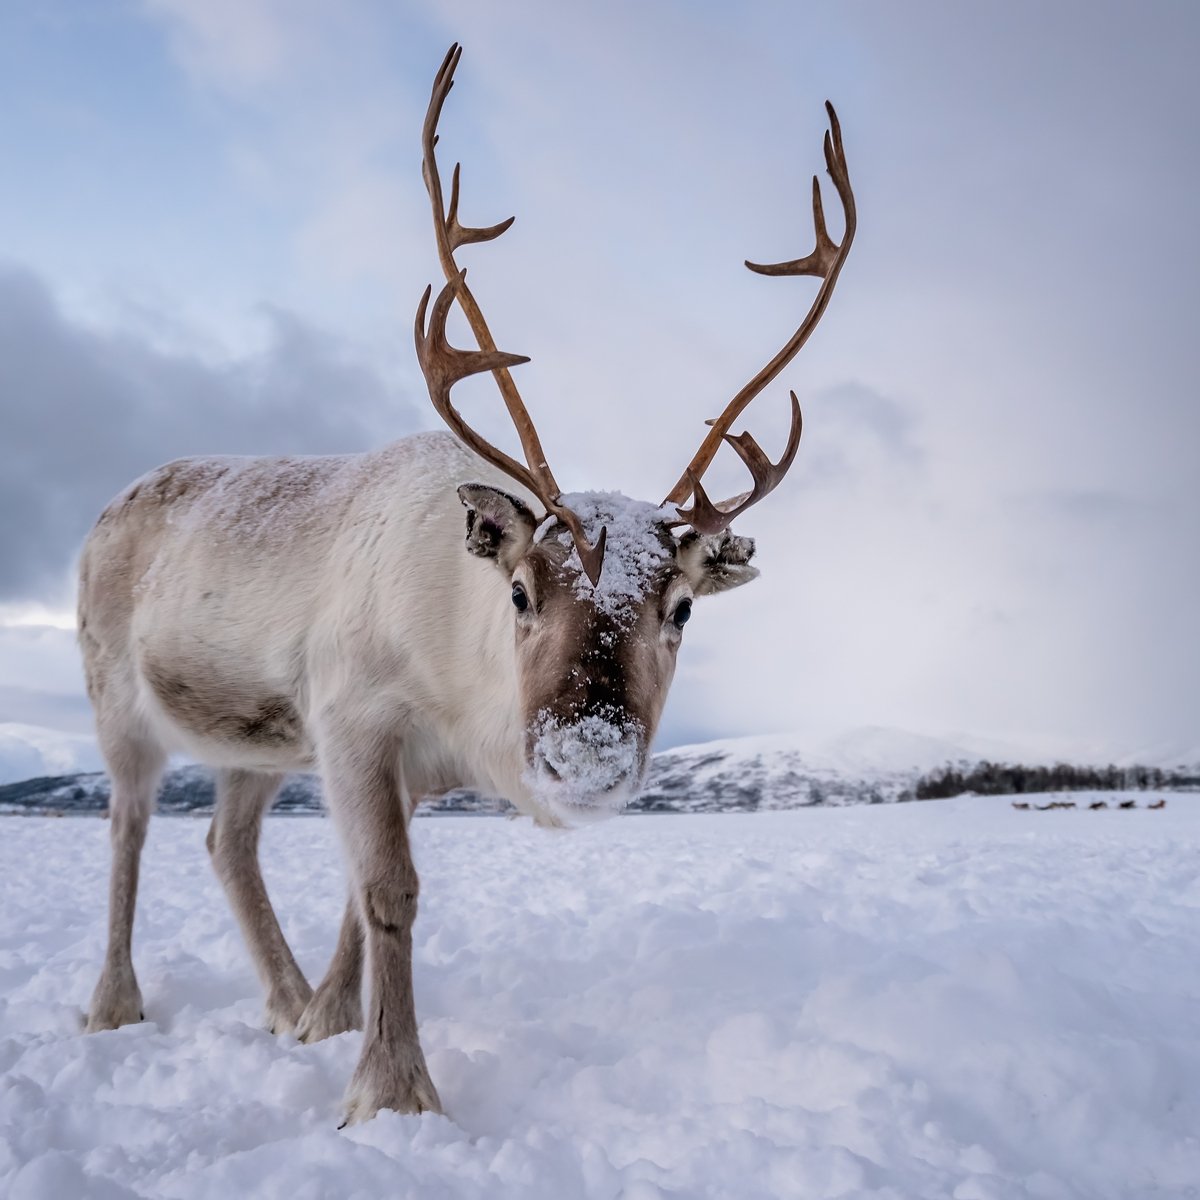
(264, 977), (313, 1037)
(340, 1042), (442, 1125)
(296, 987), (363, 1044)
(86, 969), (144, 1032)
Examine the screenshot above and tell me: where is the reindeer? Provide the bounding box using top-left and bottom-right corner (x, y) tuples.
(78, 45), (856, 1123)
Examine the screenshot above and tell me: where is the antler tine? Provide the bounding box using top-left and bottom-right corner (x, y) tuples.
(417, 43), (607, 584)
(744, 174), (836, 278)
(745, 103), (855, 279)
(675, 393), (803, 533)
(663, 101), (856, 525)
(414, 275), (537, 493)
(447, 164), (516, 250)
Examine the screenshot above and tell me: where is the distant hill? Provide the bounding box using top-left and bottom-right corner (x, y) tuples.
(1, 731), (1194, 816)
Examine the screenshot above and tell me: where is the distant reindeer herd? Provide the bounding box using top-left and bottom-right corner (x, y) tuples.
(1011, 798), (1167, 811)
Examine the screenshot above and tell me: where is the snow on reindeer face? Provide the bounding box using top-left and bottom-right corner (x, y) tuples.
(459, 485), (760, 826)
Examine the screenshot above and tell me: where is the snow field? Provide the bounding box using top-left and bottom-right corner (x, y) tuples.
(2, 797), (1199, 1198)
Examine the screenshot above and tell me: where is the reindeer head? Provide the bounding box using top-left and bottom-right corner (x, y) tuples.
(415, 45), (855, 824)
(455, 484), (758, 822)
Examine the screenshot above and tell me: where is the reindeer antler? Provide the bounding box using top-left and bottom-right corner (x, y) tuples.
(663, 101), (856, 532)
(415, 44), (607, 584)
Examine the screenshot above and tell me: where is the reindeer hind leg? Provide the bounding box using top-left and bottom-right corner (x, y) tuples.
(87, 721), (166, 1031)
(297, 893), (364, 1043)
(208, 768), (313, 1034)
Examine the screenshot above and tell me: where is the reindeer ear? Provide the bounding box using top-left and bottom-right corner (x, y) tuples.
(675, 529), (759, 596)
(458, 484), (538, 572)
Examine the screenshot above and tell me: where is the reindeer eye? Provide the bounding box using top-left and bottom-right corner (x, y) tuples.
(672, 598), (692, 629)
(511, 583), (530, 613)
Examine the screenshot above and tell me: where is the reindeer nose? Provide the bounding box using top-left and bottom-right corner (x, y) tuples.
(536, 727), (632, 792)
(530, 713), (643, 807)
(537, 757), (624, 789)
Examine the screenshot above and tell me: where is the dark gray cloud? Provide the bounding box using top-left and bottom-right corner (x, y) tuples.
(0, 263), (423, 600)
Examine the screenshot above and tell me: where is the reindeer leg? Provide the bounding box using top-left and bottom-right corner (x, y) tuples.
(296, 895), (364, 1043)
(298, 778), (425, 1042)
(319, 720), (440, 1123)
(88, 729), (165, 1031)
(207, 768), (312, 1034)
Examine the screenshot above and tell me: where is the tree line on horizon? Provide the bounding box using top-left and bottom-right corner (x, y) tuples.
(915, 761), (1200, 800)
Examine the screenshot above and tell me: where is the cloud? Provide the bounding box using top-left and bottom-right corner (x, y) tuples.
(797, 381), (924, 486)
(1019, 489), (1152, 526)
(0, 263), (423, 602)
(0, 625), (83, 695)
(2, 1), (1197, 761)
(0, 722), (103, 784)
(143, 0), (321, 92)
(139, 0), (434, 320)
(0, 624), (93, 737)
(0, 688), (93, 735)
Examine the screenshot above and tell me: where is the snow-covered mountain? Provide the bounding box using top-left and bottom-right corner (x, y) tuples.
(635, 732), (938, 811)
(0, 730), (972, 816)
(2, 727), (1195, 816)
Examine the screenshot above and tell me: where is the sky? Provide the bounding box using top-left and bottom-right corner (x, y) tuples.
(0, 0), (1197, 767)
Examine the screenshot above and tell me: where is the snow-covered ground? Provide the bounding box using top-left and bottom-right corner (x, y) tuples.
(2, 798), (1199, 1199)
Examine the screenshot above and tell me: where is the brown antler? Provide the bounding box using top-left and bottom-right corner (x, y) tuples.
(663, 101), (856, 532)
(415, 43), (607, 584)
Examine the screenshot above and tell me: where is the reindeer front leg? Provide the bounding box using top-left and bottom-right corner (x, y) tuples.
(298, 776), (426, 1042)
(319, 720), (441, 1124)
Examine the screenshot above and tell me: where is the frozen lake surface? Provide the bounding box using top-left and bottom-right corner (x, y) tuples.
(2, 798), (1198, 1198)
